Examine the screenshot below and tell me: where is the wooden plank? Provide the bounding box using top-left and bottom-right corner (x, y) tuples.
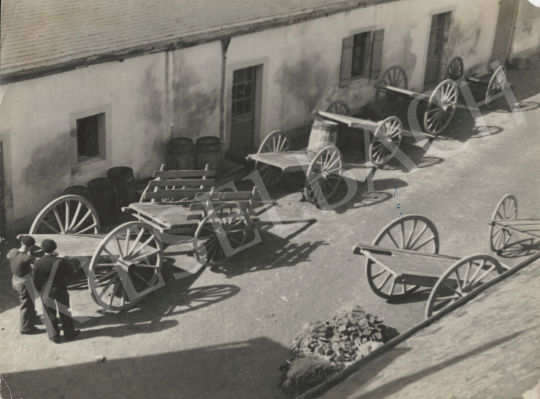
(153, 170), (216, 179)
(354, 243), (460, 260)
(30, 234), (105, 256)
(144, 189), (209, 200)
(197, 191), (254, 201)
(316, 111), (379, 130)
(148, 179), (215, 188)
(364, 250), (457, 277)
(127, 203), (203, 228)
(246, 152), (307, 172)
(398, 274), (439, 288)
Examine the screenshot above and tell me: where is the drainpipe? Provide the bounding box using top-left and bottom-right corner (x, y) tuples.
(219, 38), (231, 142)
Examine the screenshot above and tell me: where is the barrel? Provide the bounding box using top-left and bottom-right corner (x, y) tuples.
(87, 177), (120, 223)
(63, 186), (93, 203)
(195, 136), (223, 171)
(107, 167), (136, 207)
(307, 119), (338, 160)
(168, 137), (195, 170)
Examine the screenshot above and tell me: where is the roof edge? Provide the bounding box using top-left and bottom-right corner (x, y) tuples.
(0, 0), (397, 85)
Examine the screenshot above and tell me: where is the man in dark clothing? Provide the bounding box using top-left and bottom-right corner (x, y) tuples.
(34, 239), (80, 343)
(7, 235), (42, 334)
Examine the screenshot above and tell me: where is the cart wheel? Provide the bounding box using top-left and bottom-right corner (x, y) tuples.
(194, 202), (252, 267)
(370, 116), (402, 167)
(88, 221), (163, 311)
(423, 79), (458, 135)
(29, 195), (100, 234)
(445, 57), (464, 81)
(366, 215), (440, 299)
(375, 66), (408, 118)
(425, 254), (504, 318)
(485, 66), (508, 109)
(304, 146), (343, 207)
(255, 131), (291, 187)
(489, 194), (517, 252)
(326, 101), (350, 115)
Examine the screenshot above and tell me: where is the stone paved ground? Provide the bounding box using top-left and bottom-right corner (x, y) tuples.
(317, 258), (540, 399)
(1, 58), (539, 399)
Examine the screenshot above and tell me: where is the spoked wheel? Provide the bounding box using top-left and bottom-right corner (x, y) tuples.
(425, 254), (504, 318)
(489, 194), (517, 252)
(29, 195), (100, 234)
(375, 66), (408, 118)
(485, 66), (508, 109)
(366, 215), (440, 299)
(423, 79), (458, 135)
(445, 57), (464, 81)
(326, 101), (350, 115)
(255, 131), (291, 187)
(304, 146), (343, 207)
(194, 202), (252, 267)
(369, 116), (403, 167)
(88, 222), (163, 311)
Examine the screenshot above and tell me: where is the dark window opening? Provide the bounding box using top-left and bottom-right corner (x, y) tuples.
(77, 114), (103, 163)
(351, 32), (370, 78)
(231, 67), (256, 119)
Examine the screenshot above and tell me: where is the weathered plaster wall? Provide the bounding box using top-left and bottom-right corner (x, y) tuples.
(226, 0), (499, 146)
(171, 42), (222, 141)
(510, 0), (540, 59)
(0, 0), (501, 229)
(0, 53), (168, 225)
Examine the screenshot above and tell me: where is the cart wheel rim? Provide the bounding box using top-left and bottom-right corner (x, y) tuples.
(258, 130), (291, 154)
(424, 79), (458, 135)
(445, 57), (464, 81)
(375, 66), (408, 118)
(489, 194), (517, 252)
(370, 116), (402, 167)
(485, 66), (508, 109)
(88, 221), (163, 311)
(425, 254), (504, 318)
(304, 146), (343, 208)
(29, 195), (101, 235)
(326, 101), (350, 116)
(365, 215), (440, 299)
(194, 202), (252, 267)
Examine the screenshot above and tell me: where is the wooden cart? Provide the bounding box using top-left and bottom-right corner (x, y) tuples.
(28, 170), (258, 311)
(374, 66), (458, 136)
(489, 194), (540, 253)
(445, 57), (510, 109)
(353, 215), (506, 319)
(246, 110), (403, 206)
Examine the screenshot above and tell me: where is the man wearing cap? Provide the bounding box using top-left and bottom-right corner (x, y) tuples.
(7, 235), (42, 334)
(34, 239), (80, 343)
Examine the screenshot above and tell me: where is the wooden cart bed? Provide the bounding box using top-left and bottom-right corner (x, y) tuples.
(246, 151), (308, 172)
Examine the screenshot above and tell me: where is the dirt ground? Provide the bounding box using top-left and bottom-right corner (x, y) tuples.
(1, 58), (540, 399)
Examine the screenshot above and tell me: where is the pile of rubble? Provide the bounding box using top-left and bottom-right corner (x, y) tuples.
(279, 305), (394, 395)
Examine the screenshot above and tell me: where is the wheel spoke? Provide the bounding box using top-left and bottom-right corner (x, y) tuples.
(52, 208), (65, 234)
(68, 202), (83, 231)
(133, 271), (152, 287)
(412, 235), (435, 251)
(71, 209), (92, 233)
(377, 273), (392, 290)
(77, 223), (98, 234)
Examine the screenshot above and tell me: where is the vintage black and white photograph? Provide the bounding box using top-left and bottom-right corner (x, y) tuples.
(1, 0), (540, 398)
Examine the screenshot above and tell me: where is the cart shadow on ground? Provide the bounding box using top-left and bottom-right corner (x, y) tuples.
(497, 238), (540, 259)
(68, 261), (242, 338)
(209, 219), (328, 278)
(2, 337), (292, 399)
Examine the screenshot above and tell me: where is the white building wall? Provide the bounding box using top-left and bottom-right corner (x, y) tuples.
(0, 0), (501, 229)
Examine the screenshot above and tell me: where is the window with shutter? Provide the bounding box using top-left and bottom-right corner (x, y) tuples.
(370, 29), (385, 80)
(76, 113), (105, 163)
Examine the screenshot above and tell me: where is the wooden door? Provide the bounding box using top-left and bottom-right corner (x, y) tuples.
(424, 13), (448, 88)
(490, 0), (518, 66)
(230, 66), (256, 154)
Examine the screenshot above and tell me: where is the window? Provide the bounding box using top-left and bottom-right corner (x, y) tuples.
(340, 29), (385, 87)
(351, 32), (370, 78)
(76, 113), (105, 163)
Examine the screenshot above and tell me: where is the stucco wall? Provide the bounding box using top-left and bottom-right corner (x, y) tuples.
(510, 0), (540, 59)
(0, 53), (169, 225)
(0, 0), (501, 229)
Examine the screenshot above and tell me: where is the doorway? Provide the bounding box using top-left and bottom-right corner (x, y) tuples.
(490, 0), (518, 66)
(424, 12), (450, 88)
(230, 66), (257, 154)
